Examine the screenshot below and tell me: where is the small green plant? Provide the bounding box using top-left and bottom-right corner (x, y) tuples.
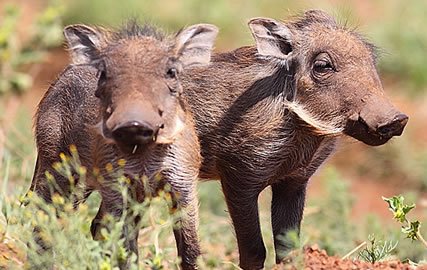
(383, 195), (427, 249)
(303, 168), (356, 256)
(357, 235), (398, 263)
(0, 146), (184, 269)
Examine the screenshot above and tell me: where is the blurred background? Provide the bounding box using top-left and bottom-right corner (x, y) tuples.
(0, 0), (426, 268)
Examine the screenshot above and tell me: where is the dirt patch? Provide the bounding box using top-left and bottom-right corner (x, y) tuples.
(275, 245), (415, 270)
(0, 241), (418, 270)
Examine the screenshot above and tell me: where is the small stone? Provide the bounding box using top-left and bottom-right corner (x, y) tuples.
(311, 244), (319, 251)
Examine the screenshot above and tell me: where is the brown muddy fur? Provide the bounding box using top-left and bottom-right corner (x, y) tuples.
(182, 10), (407, 270)
(30, 22), (218, 270)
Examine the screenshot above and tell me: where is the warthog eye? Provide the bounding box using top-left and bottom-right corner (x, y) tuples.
(95, 70), (107, 98)
(166, 67), (179, 93)
(313, 60), (333, 73)
(312, 53), (335, 76)
(166, 67), (177, 79)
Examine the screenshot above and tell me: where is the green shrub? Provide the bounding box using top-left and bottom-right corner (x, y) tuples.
(0, 149), (184, 269)
(357, 235), (398, 263)
(0, 1), (64, 95)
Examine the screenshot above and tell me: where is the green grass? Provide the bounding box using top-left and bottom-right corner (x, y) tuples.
(371, 0), (427, 95)
(1, 144), (426, 268)
(1, 150), (186, 269)
(303, 169), (357, 256)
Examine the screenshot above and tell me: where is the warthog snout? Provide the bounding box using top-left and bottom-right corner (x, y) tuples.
(346, 105), (409, 146)
(346, 94), (409, 146)
(112, 121), (162, 145)
(105, 102), (165, 148)
(377, 113), (408, 137)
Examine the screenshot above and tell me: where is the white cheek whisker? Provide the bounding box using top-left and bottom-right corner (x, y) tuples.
(285, 101), (344, 136)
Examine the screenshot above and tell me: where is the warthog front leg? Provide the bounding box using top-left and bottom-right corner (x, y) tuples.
(172, 190), (200, 270)
(221, 178), (266, 270)
(271, 179), (307, 263)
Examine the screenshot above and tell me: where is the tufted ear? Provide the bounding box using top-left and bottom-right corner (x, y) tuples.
(64, 24), (106, 65)
(248, 17), (293, 60)
(174, 24), (219, 68)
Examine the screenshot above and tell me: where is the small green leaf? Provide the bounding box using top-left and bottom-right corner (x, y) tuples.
(402, 204), (415, 215)
(382, 195), (415, 223)
(401, 221), (420, 241)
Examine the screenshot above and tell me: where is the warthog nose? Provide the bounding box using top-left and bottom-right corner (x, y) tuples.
(377, 113), (408, 138)
(111, 121), (160, 145)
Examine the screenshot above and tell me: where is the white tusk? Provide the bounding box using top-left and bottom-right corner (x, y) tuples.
(132, 145), (138, 154)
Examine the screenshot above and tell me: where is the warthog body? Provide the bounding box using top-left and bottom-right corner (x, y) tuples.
(181, 10), (408, 269)
(30, 22), (218, 269)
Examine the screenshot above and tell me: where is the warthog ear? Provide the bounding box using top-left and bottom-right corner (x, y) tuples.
(248, 18), (293, 60)
(64, 24), (105, 65)
(174, 24), (219, 67)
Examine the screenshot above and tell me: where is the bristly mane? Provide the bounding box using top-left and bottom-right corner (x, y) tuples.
(111, 20), (165, 41)
(286, 10), (379, 60)
(287, 9), (338, 30)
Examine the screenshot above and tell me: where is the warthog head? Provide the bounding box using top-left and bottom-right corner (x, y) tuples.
(249, 10), (408, 146)
(64, 22), (218, 153)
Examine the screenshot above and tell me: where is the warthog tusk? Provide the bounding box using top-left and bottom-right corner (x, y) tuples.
(132, 145), (138, 154)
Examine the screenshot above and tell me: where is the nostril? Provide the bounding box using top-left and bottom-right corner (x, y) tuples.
(112, 121), (157, 144)
(377, 114), (408, 137)
(377, 125), (394, 136)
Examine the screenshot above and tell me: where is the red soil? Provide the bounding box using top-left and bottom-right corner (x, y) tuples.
(275, 245), (416, 270)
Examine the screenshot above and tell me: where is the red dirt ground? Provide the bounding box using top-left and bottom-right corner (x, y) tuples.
(275, 245), (416, 270)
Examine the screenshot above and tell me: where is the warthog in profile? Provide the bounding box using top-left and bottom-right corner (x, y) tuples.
(30, 22), (218, 269)
(182, 10), (408, 269)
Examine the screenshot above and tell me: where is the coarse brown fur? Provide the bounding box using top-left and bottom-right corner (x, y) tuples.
(181, 10), (408, 269)
(30, 21), (218, 270)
